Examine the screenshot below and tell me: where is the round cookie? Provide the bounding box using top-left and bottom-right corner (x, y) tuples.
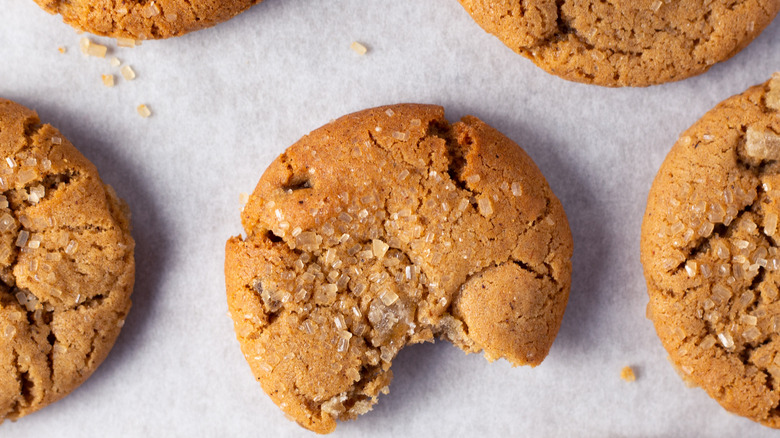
(459, 0), (780, 87)
(33, 0), (262, 40)
(641, 74), (780, 426)
(0, 99), (134, 421)
(225, 104), (572, 433)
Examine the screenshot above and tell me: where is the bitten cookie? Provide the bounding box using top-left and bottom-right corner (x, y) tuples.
(0, 99), (134, 421)
(459, 0), (780, 87)
(33, 0), (261, 40)
(225, 104), (572, 433)
(641, 74), (780, 426)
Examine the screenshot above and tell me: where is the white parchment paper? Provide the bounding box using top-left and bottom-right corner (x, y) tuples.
(1, 1), (780, 436)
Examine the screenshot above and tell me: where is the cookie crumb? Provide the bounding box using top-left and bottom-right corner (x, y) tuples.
(137, 104), (151, 118)
(58, 46), (66, 54)
(101, 74), (115, 88)
(121, 65), (136, 81)
(621, 366), (636, 382)
(350, 41), (368, 56)
(110, 57), (121, 67)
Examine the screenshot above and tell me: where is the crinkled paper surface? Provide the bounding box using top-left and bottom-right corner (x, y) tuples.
(1, 1), (779, 436)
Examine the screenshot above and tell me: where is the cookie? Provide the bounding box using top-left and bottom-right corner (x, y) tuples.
(225, 104), (572, 433)
(0, 99), (134, 421)
(459, 0), (780, 86)
(641, 74), (780, 426)
(33, 0), (261, 40)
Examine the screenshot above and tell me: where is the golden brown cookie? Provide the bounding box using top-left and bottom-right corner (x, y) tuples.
(33, 0), (262, 40)
(641, 74), (780, 427)
(459, 0), (780, 86)
(0, 99), (135, 422)
(225, 104), (572, 433)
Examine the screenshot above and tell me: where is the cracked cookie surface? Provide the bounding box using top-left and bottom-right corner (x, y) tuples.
(33, 0), (262, 39)
(641, 74), (780, 427)
(225, 104), (572, 433)
(0, 99), (134, 422)
(459, 0), (780, 86)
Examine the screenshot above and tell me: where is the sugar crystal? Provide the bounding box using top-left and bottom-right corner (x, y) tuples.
(85, 41), (108, 58)
(745, 127), (780, 160)
(121, 65), (136, 81)
(711, 283), (732, 304)
(338, 212), (353, 223)
(392, 131), (409, 141)
(718, 332), (734, 349)
(64, 239), (78, 254)
(466, 174), (481, 184)
(379, 289), (398, 306)
(16, 231), (29, 247)
(372, 239), (389, 259)
(102, 74), (115, 88)
(743, 326), (761, 342)
(684, 261), (697, 277)
(765, 213), (778, 236)
(477, 198), (493, 217)
(740, 314), (758, 325)
(137, 104), (151, 118)
(350, 41), (368, 55)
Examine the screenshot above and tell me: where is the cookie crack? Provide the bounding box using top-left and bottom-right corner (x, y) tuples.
(672, 188), (758, 275)
(12, 348), (34, 416)
(45, 325), (56, 389)
(21, 119), (45, 152)
(83, 328), (99, 368)
(5, 348), (23, 418)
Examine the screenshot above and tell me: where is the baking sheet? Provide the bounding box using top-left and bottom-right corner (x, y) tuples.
(2, 1), (780, 436)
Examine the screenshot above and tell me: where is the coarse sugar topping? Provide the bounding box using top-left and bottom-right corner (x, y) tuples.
(745, 126), (780, 160)
(228, 104), (571, 433)
(767, 72), (780, 111)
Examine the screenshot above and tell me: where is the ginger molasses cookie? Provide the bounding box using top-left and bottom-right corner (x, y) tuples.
(33, 0), (261, 40)
(0, 99), (134, 421)
(225, 104), (572, 433)
(642, 74), (780, 426)
(459, 0), (780, 86)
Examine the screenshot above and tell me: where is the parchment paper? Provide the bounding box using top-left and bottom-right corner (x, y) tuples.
(2, 1), (780, 436)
